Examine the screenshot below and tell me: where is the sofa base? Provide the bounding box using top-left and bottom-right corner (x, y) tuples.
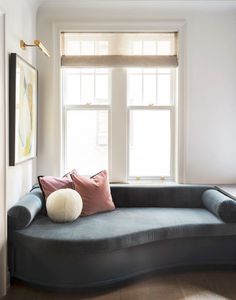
(12, 263), (236, 293)
(10, 236), (236, 291)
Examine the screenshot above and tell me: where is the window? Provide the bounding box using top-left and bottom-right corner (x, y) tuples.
(61, 33), (178, 181)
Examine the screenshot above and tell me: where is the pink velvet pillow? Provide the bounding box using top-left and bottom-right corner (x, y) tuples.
(38, 170), (78, 200)
(71, 170), (115, 216)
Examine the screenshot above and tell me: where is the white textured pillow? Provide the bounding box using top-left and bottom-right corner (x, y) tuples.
(46, 188), (83, 223)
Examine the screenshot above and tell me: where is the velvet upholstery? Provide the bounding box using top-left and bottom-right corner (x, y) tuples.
(110, 184), (212, 208)
(11, 207), (236, 253)
(10, 236), (236, 290)
(38, 175), (74, 200)
(8, 184), (236, 290)
(203, 189), (236, 223)
(71, 171), (115, 216)
(8, 189), (43, 230)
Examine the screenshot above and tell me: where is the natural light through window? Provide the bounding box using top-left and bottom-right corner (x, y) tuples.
(66, 110), (108, 175)
(61, 32), (178, 181)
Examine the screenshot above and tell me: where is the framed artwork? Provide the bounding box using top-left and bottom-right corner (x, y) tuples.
(9, 53), (38, 166)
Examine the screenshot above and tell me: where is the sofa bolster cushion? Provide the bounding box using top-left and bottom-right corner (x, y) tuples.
(8, 192), (42, 230)
(202, 189), (236, 223)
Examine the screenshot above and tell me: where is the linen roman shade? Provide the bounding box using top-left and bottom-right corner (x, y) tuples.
(61, 32), (178, 68)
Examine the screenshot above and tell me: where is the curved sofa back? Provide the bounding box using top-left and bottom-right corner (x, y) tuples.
(8, 184), (215, 231)
(110, 185), (214, 208)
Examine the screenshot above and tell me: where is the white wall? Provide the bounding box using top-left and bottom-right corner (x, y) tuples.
(0, 10), (6, 299)
(0, 0), (37, 296)
(37, 3), (236, 184)
(185, 15), (236, 183)
(0, 0), (38, 210)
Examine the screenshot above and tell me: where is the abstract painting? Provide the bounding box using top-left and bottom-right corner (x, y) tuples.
(9, 53), (37, 166)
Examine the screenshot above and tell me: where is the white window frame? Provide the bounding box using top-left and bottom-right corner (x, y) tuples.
(127, 67), (177, 181)
(63, 104), (112, 177)
(55, 20), (186, 183)
(127, 105), (175, 182)
(62, 67), (112, 177)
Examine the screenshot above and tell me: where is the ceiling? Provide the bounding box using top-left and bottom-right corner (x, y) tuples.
(34, 0), (236, 9)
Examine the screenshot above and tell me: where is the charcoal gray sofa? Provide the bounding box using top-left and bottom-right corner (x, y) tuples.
(8, 184), (236, 290)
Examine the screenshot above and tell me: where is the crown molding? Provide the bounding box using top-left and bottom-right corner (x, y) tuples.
(37, 0), (236, 10)
(53, 19), (186, 32)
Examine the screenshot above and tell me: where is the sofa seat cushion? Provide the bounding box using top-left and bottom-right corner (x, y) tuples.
(12, 208), (236, 254)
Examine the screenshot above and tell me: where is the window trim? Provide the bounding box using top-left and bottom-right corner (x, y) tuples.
(55, 20), (186, 183)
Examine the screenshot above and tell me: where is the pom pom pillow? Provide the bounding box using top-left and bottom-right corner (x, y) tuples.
(71, 170), (115, 216)
(46, 188), (83, 223)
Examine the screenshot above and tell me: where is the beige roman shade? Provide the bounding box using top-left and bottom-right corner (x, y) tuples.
(61, 55), (178, 68)
(61, 32), (178, 68)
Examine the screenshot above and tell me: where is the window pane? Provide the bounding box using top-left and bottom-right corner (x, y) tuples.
(66, 110), (108, 175)
(81, 41), (94, 55)
(128, 68), (173, 106)
(143, 74), (156, 104)
(132, 41), (142, 55)
(63, 69), (109, 105)
(143, 41), (156, 55)
(157, 41), (171, 55)
(96, 41), (108, 54)
(95, 68), (109, 74)
(81, 68), (94, 74)
(66, 40), (80, 55)
(128, 74), (142, 105)
(157, 74), (171, 105)
(63, 70), (80, 104)
(143, 68), (156, 74)
(95, 74), (108, 103)
(62, 32), (177, 55)
(81, 74), (94, 103)
(157, 68), (171, 74)
(129, 110), (171, 177)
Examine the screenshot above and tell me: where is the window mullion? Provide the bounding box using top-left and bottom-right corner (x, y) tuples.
(63, 106), (68, 174)
(64, 104), (109, 110)
(170, 105), (175, 181)
(128, 105), (172, 110)
(156, 69), (158, 105)
(93, 69), (96, 103)
(111, 68), (127, 183)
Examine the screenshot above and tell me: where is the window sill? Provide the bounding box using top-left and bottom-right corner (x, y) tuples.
(110, 180), (177, 186)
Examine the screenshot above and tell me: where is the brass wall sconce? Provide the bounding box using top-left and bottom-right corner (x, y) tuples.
(20, 40), (50, 57)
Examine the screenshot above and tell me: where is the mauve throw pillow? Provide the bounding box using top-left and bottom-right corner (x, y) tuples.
(38, 171), (77, 200)
(71, 170), (115, 216)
